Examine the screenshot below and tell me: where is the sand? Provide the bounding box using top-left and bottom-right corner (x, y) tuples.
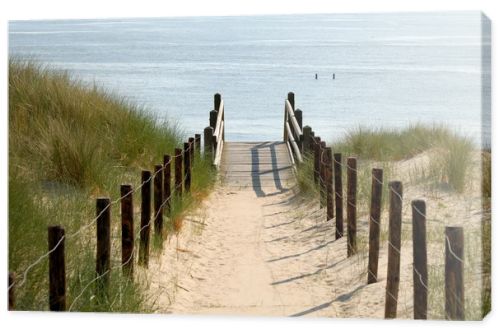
(142, 149), (485, 319)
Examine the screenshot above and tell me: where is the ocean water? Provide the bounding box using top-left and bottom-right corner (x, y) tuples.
(9, 12), (490, 145)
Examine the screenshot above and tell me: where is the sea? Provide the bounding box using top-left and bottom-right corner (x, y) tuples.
(9, 12), (491, 146)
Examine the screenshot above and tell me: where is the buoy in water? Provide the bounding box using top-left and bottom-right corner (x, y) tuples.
(315, 73), (318, 80)
(332, 73), (336, 79)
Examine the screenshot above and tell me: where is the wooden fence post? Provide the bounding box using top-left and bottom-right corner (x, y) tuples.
(210, 110), (218, 129)
(120, 184), (134, 278)
(96, 197), (111, 295)
(195, 134), (201, 156)
(412, 199), (428, 319)
(320, 141), (326, 208)
(8, 272), (15, 310)
(189, 137), (195, 165)
(295, 108), (303, 129)
(214, 93), (221, 111)
(334, 153), (343, 239)
(163, 155), (172, 215)
(368, 168), (383, 284)
(384, 181), (403, 319)
(325, 148), (334, 222)
(48, 225), (66, 311)
(302, 126), (312, 156)
(313, 136), (321, 184)
(445, 226), (465, 320)
(204, 127), (214, 159)
(287, 92), (295, 110)
(184, 143), (191, 192)
(154, 164), (163, 236)
(175, 148), (183, 196)
(347, 157), (357, 257)
(139, 170), (151, 266)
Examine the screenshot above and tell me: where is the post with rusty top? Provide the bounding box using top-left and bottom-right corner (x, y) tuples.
(334, 153), (343, 239)
(154, 164), (163, 236)
(412, 200), (428, 319)
(163, 155), (172, 215)
(184, 142), (191, 192)
(8, 272), (15, 310)
(302, 126), (312, 156)
(120, 185), (134, 278)
(368, 168), (383, 284)
(139, 170), (151, 266)
(48, 225), (66, 311)
(445, 226), (464, 320)
(174, 148), (183, 196)
(325, 148), (334, 222)
(96, 198), (111, 296)
(347, 157), (357, 257)
(384, 181), (403, 319)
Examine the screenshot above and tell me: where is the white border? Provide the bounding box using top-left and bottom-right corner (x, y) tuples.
(1, 1), (498, 333)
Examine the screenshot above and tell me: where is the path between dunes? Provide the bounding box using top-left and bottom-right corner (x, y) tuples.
(145, 142), (393, 318)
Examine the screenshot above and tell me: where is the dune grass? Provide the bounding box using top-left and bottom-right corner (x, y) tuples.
(9, 60), (216, 312)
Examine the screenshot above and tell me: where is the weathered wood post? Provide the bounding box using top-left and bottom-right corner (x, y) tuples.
(204, 127), (214, 160)
(287, 92), (295, 110)
(368, 168), (383, 284)
(210, 110), (218, 129)
(325, 148), (334, 222)
(384, 181), (403, 319)
(195, 134), (201, 156)
(154, 164), (163, 236)
(189, 137), (195, 165)
(302, 126), (312, 156)
(214, 93), (221, 111)
(96, 198), (111, 295)
(295, 108), (303, 153)
(184, 142), (191, 192)
(412, 199), (428, 319)
(174, 148), (183, 196)
(347, 157), (357, 257)
(320, 141), (327, 208)
(120, 185), (134, 278)
(163, 155), (172, 215)
(139, 170), (151, 266)
(313, 136), (321, 184)
(48, 225), (66, 311)
(445, 226), (465, 320)
(295, 108), (303, 129)
(309, 130), (315, 152)
(8, 273), (15, 310)
(334, 153), (343, 239)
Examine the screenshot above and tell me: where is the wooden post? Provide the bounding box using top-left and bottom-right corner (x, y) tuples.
(195, 134), (201, 156)
(368, 168), (383, 284)
(325, 148), (334, 222)
(204, 127), (214, 159)
(283, 103), (288, 142)
(445, 226), (464, 320)
(48, 225), (66, 311)
(209, 110), (218, 129)
(8, 272), (14, 310)
(287, 92), (295, 110)
(174, 148), (183, 196)
(189, 137), (195, 165)
(302, 126), (312, 156)
(163, 155), (172, 215)
(120, 185), (134, 278)
(184, 143), (191, 192)
(313, 136), (321, 184)
(309, 130), (315, 152)
(96, 198), (111, 294)
(412, 199), (428, 319)
(214, 93), (221, 111)
(154, 164), (163, 236)
(347, 157), (357, 257)
(295, 108), (303, 129)
(320, 141), (326, 208)
(384, 181), (403, 319)
(334, 153), (343, 239)
(139, 170), (151, 266)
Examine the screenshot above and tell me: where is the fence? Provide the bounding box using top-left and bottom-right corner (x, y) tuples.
(204, 93), (225, 168)
(284, 92), (466, 320)
(8, 94), (222, 312)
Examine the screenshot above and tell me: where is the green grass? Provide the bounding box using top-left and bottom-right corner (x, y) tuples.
(9, 60), (216, 312)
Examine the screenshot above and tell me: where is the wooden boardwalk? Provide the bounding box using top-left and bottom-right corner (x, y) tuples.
(220, 141), (295, 195)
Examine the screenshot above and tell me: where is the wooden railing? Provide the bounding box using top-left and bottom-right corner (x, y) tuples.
(204, 93), (225, 168)
(283, 92), (303, 164)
